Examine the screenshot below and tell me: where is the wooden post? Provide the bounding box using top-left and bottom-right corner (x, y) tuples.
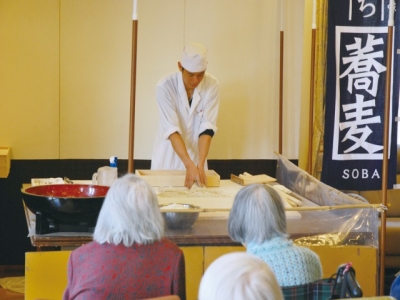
(128, 0), (138, 173)
(307, 0), (317, 174)
(379, 0), (394, 294)
(279, 0), (285, 154)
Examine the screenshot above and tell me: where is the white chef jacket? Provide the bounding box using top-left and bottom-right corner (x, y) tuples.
(151, 71), (220, 170)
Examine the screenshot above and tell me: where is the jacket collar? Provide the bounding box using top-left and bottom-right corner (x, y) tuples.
(178, 72), (203, 115)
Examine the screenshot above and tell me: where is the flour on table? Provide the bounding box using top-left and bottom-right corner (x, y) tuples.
(161, 203), (190, 209)
(155, 186), (231, 198)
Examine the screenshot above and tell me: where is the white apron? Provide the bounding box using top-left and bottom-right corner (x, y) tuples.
(151, 71), (219, 170)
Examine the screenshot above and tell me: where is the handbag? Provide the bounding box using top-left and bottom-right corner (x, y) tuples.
(281, 263), (363, 300)
(282, 278), (340, 300)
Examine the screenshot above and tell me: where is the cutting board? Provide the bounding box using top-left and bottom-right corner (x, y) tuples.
(230, 174), (277, 186)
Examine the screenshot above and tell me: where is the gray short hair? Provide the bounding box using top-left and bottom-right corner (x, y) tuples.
(228, 184), (287, 244)
(93, 174), (164, 246)
(198, 252), (284, 300)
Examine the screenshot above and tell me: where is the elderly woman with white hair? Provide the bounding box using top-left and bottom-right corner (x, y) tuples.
(228, 183), (323, 287)
(63, 174), (186, 300)
(198, 252), (284, 300)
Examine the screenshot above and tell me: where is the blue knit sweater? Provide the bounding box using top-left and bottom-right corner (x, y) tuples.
(247, 236), (323, 287)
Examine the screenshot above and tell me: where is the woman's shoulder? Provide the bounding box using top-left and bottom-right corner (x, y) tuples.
(147, 239), (184, 261)
(159, 238), (183, 251)
(247, 237), (292, 253)
(290, 244), (322, 269)
(293, 244), (320, 257)
(70, 241), (102, 258)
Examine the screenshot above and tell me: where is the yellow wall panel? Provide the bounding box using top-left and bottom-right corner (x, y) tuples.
(25, 251), (71, 300)
(0, 0), (60, 158)
(204, 245), (246, 270)
(309, 245), (378, 297)
(59, 0), (132, 159)
(181, 246), (203, 300)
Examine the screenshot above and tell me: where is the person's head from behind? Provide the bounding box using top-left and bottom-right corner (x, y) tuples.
(228, 184), (288, 245)
(93, 174), (164, 246)
(198, 252), (284, 300)
(178, 42), (208, 90)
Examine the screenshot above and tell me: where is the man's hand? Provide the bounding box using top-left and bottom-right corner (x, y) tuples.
(185, 162), (201, 189)
(168, 132), (210, 189)
(184, 162), (209, 189)
(169, 133), (198, 188)
(197, 166), (208, 187)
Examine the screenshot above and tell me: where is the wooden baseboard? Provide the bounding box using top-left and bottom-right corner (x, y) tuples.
(0, 265), (24, 278)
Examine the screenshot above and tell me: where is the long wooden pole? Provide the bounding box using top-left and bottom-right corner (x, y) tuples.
(279, 0), (284, 154)
(128, 0), (138, 173)
(379, 0), (394, 294)
(307, 0), (317, 174)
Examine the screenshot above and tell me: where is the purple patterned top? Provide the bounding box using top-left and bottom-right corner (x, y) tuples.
(63, 239), (186, 300)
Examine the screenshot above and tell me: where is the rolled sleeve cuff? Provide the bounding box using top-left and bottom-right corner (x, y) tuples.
(163, 126), (182, 140)
(199, 122), (218, 135)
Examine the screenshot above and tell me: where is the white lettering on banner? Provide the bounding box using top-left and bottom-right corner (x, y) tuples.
(358, 0), (376, 18)
(340, 34), (386, 96)
(333, 26), (391, 161)
(348, 0), (393, 21)
(342, 168), (381, 179)
(339, 95), (384, 153)
(339, 33), (385, 154)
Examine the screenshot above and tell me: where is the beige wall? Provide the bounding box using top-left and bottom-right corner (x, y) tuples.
(0, 0), (305, 160)
(0, 0), (60, 159)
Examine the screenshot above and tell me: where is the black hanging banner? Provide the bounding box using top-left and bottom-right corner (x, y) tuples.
(321, 0), (399, 191)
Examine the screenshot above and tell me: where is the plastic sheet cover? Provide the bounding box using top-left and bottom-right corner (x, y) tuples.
(275, 153), (380, 248)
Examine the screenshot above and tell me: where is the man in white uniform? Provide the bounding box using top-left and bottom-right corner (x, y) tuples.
(151, 42), (220, 189)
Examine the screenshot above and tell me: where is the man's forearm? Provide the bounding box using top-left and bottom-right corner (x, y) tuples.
(198, 134), (212, 168)
(169, 132), (193, 168)
(169, 132), (200, 188)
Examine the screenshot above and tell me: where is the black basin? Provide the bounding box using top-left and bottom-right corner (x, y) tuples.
(21, 184), (109, 225)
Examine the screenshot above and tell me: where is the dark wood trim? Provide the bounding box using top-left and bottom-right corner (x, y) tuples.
(0, 265), (24, 277)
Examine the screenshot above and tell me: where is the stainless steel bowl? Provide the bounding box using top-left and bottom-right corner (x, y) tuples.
(160, 203), (201, 230)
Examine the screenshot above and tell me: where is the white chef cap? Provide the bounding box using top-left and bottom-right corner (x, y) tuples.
(181, 42), (208, 72)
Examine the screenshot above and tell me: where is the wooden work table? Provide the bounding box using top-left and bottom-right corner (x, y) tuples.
(23, 180), (379, 299)
(24, 179), (374, 248)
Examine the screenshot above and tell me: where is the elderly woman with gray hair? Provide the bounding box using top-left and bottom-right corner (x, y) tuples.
(63, 174), (186, 300)
(228, 183), (322, 287)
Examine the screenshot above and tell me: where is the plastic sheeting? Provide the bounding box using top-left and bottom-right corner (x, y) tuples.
(275, 153), (381, 248)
